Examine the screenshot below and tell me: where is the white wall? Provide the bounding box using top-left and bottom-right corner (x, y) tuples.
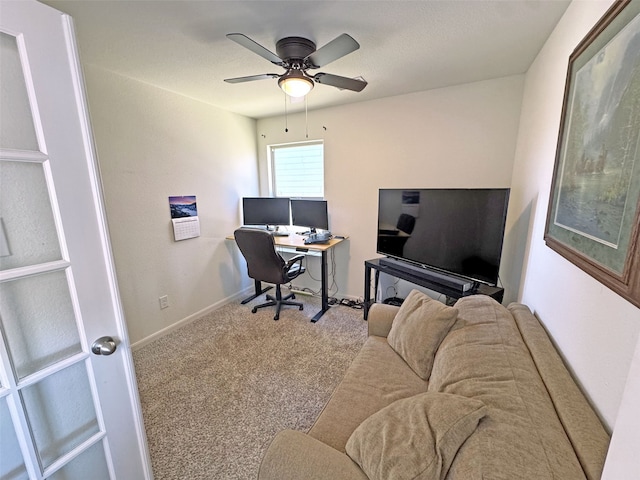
(511, 0), (640, 439)
(83, 66), (258, 344)
(602, 329), (640, 477)
(256, 75), (525, 303)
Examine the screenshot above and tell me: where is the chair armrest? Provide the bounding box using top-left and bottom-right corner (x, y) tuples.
(285, 254), (305, 270)
(368, 303), (399, 337)
(258, 430), (368, 480)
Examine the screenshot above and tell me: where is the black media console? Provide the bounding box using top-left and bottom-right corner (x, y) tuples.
(363, 257), (505, 320)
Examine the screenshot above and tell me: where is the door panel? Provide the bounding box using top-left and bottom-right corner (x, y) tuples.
(0, 32), (38, 150)
(47, 442), (110, 480)
(0, 397), (28, 479)
(0, 1), (152, 478)
(21, 361), (101, 468)
(0, 160), (62, 270)
(1, 269), (81, 379)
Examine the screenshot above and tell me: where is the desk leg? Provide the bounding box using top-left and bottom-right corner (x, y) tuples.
(311, 250), (329, 323)
(241, 280), (272, 305)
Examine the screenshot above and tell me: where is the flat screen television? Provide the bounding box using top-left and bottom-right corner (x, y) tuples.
(377, 188), (510, 286)
(242, 197), (290, 229)
(291, 199), (329, 234)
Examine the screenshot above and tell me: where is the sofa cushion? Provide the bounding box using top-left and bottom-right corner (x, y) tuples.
(345, 392), (487, 480)
(508, 303), (610, 480)
(429, 295), (587, 479)
(308, 336), (428, 452)
(387, 289), (458, 380)
(258, 430), (369, 480)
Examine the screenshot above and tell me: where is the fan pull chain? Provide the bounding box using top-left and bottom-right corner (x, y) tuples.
(305, 95), (309, 138)
(284, 92), (288, 133)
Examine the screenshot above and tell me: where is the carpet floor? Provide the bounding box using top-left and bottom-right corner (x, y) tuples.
(132, 294), (367, 479)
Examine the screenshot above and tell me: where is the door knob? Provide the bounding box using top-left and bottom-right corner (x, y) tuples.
(91, 336), (117, 356)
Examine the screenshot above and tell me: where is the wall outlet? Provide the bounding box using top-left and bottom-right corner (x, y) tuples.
(159, 295), (169, 309)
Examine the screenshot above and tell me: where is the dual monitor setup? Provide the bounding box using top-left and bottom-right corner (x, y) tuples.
(242, 197), (329, 236)
(243, 188), (510, 291)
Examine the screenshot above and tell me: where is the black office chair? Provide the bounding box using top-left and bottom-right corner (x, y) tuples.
(234, 228), (306, 320)
(396, 213), (416, 234)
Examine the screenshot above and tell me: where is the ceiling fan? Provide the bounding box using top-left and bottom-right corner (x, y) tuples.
(224, 33), (367, 97)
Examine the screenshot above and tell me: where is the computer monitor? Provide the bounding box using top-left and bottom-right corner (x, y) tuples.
(242, 197), (290, 230)
(291, 199), (329, 234)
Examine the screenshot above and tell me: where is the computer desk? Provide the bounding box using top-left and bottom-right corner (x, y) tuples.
(228, 232), (346, 322)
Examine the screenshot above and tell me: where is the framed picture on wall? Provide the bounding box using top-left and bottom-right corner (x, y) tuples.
(544, 0), (640, 308)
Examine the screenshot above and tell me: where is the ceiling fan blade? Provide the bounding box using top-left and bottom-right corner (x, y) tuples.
(224, 73), (280, 84)
(305, 33), (360, 68)
(313, 73), (367, 92)
(226, 33), (283, 65)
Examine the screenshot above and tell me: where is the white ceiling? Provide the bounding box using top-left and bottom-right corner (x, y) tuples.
(42, 0), (571, 119)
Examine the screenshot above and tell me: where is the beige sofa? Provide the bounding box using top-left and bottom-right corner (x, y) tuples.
(258, 293), (610, 480)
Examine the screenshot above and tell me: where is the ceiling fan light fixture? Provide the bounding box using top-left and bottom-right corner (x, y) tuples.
(278, 70), (314, 97)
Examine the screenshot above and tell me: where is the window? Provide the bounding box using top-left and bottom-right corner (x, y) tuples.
(270, 141), (324, 198)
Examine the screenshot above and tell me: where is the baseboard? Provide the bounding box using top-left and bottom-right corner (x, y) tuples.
(131, 286), (253, 351)
(338, 293), (363, 302)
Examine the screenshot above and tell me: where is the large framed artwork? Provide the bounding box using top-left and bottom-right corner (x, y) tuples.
(545, 0), (640, 308)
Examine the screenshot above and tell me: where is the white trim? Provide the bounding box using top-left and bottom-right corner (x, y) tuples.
(15, 29), (48, 155)
(268, 139), (323, 149)
(41, 426), (106, 479)
(0, 325), (12, 397)
(131, 288), (253, 351)
(0, 259), (70, 282)
(61, 14), (154, 479)
(57, 23), (111, 479)
(0, 149), (47, 162)
(6, 390), (40, 479)
(17, 351), (88, 388)
(269, 140), (324, 198)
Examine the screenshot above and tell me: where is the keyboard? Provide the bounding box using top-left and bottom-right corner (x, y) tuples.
(304, 232), (332, 244)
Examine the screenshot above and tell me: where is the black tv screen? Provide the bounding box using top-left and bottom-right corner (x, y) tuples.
(377, 188), (510, 286)
(242, 197), (290, 227)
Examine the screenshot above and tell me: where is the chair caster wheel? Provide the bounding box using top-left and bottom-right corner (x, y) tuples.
(274, 315), (279, 321)
(299, 306), (303, 311)
(291, 294), (296, 299)
(251, 307), (257, 314)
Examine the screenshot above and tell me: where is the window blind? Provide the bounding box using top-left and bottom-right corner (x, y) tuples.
(271, 142), (324, 198)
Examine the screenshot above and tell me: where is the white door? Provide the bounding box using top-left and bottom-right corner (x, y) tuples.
(0, 1), (152, 478)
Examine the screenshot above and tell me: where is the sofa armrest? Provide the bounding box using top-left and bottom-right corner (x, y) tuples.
(258, 430), (368, 480)
(367, 303), (399, 337)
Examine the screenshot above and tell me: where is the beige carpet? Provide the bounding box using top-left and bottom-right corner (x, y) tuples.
(133, 294), (367, 479)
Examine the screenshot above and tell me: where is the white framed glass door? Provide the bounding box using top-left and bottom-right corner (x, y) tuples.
(0, 1), (152, 478)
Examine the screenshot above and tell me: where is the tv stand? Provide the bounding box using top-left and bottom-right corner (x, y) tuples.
(364, 257), (504, 320)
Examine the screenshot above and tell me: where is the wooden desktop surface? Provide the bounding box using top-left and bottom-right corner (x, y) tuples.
(227, 231), (345, 251)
